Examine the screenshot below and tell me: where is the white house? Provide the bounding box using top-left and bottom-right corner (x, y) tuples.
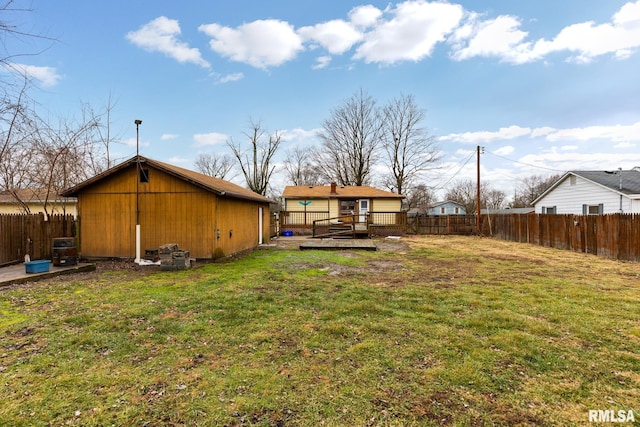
(533, 169), (640, 215)
(427, 200), (466, 216)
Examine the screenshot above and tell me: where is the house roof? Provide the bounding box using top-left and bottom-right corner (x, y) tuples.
(533, 169), (640, 204)
(0, 189), (76, 204)
(482, 207), (534, 215)
(61, 156), (274, 204)
(572, 170), (640, 194)
(282, 184), (404, 199)
(429, 200), (464, 208)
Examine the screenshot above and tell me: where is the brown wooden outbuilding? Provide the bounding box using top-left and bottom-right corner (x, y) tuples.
(61, 156), (272, 260)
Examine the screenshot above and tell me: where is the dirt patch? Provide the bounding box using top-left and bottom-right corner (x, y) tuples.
(374, 238), (411, 253)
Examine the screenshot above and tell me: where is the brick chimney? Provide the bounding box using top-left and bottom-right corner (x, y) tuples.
(330, 182), (337, 194)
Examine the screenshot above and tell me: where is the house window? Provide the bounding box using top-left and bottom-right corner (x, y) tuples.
(543, 206), (557, 214)
(454, 207), (460, 214)
(139, 168), (149, 183)
(440, 207), (445, 214)
(340, 200), (356, 216)
(583, 204), (603, 215)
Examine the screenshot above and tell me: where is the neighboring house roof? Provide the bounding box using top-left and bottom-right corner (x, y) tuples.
(429, 200), (464, 208)
(61, 156), (274, 204)
(482, 207), (534, 215)
(0, 189), (76, 204)
(533, 169), (640, 205)
(282, 184), (404, 199)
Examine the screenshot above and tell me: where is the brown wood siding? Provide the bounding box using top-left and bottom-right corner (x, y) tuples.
(76, 164), (269, 259)
(215, 197), (266, 258)
(78, 192), (135, 257)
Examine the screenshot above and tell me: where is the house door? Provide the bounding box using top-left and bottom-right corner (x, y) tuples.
(358, 199), (369, 222)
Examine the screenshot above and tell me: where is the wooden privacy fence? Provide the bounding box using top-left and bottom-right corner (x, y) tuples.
(484, 213), (640, 262)
(408, 214), (476, 235)
(0, 214), (76, 265)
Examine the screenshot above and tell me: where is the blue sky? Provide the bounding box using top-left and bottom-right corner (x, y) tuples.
(4, 0), (640, 198)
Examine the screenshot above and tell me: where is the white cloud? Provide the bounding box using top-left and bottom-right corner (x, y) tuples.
(161, 134), (179, 140)
(216, 72), (244, 84)
(122, 137), (136, 147)
(8, 63), (62, 87)
(560, 145), (579, 151)
(123, 137), (150, 149)
(281, 127), (322, 142)
(127, 2), (640, 72)
(354, 1), (464, 64)
(531, 127), (556, 138)
(531, 0), (640, 63)
(298, 20), (362, 55)
(494, 145), (515, 155)
(168, 156), (189, 164)
(519, 151), (640, 172)
(450, 15), (536, 64)
(199, 20), (303, 69)
(313, 55), (332, 69)
(193, 132), (228, 147)
(615, 142), (636, 148)
(544, 122), (640, 142)
(440, 125), (531, 143)
(349, 5), (383, 28)
(451, 0), (640, 64)
(442, 122), (640, 146)
(127, 16), (210, 68)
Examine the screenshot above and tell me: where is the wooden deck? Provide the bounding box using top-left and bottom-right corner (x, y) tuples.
(299, 239), (377, 251)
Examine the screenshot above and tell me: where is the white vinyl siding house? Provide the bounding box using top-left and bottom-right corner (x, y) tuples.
(533, 170), (640, 215)
(427, 201), (466, 216)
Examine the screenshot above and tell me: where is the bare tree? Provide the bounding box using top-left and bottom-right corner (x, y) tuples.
(1, 1), (57, 71)
(445, 179), (506, 214)
(1, 4), (107, 215)
(315, 89), (382, 186)
(91, 92), (123, 170)
(484, 187), (507, 210)
(194, 152), (235, 180)
(228, 119), (281, 196)
(510, 173), (561, 208)
(0, 77), (41, 215)
(0, 78), (33, 190)
(30, 111), (101, 218)
(282, 145), (322, 186)
(403, 183), (434, 211)
(381, 94), (439, 195)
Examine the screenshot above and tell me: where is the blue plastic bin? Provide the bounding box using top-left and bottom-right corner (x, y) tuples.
(25, 260), (51, 274)
(282, 230), (293, 236)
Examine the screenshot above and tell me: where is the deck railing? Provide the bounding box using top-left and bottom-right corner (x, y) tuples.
(279, 211), (330, 228)
(368, 211), (407, 228)
(279, 210), (407, 236)
(280, 211), (407, 230)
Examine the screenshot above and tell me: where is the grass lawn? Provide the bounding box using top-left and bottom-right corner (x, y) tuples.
(1, 236), (639, 426)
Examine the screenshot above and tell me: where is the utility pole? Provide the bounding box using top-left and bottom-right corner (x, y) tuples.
(476, 145), (484, 235)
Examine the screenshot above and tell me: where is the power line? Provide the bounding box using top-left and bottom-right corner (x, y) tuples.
(430, 149), (476, 192)
(485, 150), (566, 173)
